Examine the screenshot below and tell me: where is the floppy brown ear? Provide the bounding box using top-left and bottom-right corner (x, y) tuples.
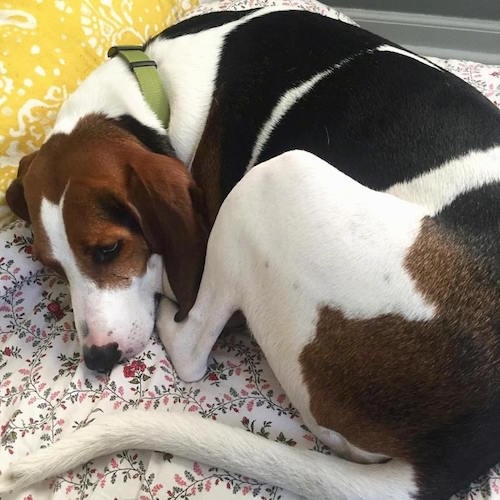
(5, 151), (38, 222)
(127, 151), (209, 321)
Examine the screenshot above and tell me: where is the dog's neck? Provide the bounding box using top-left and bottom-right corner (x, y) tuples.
(51, 57), (167, 143)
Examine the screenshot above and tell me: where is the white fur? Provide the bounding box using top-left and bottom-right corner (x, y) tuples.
(376, 44), (442, 70)
(247, 69), (333, 171)
(40, 190), (163, 357)
(0, 410), (416, 499)
(147, 6), (293, 166)
(386, 146), (500, 214)
(51, 7), (303, 167)
(51, 57), (166, 138)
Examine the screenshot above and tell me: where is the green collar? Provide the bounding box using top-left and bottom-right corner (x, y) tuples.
(108, 45), (170, 128)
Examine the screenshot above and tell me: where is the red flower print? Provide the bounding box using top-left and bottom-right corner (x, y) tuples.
(123, 364), (136, 378)
(123, 360), (146, 378)
(207, 372), (218, 381)
(47, 301), (64, 320)
(3, 347), (11, 356)
(24, 245), (32, 254)
(131, 360), (146, 372)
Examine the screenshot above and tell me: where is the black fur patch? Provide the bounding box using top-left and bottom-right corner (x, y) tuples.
(114, 115), (176, 157)
(413, 396), (500, 500)
(182, 10), (500, 195)
(97, 191), (142, 234)
(436, 181), (500, 285)
(258, 50), (500, 190)
(148, 9), (258, 43)
(212, 12), (391, 196)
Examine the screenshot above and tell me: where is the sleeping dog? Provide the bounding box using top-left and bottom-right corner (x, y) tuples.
(5, 7), (500, 373)
(1, 150), (498, 499)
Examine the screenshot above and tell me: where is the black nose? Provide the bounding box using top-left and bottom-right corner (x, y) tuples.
(83, 343), (121, 373)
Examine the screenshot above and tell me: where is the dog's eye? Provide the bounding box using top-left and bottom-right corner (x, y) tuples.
(92, 241), (122, 264)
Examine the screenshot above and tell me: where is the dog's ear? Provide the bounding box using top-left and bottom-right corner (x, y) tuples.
(6, 151), (38, 222)
(127, 151), (208, 321)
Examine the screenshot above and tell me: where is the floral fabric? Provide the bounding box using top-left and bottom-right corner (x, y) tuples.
(1, 1), (500, 499)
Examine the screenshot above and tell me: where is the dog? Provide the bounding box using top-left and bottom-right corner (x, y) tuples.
(1, 150), (498, 499)
(5, 7), (500, 373)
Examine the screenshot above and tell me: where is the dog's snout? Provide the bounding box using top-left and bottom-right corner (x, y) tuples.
(83, 343), (121, 373)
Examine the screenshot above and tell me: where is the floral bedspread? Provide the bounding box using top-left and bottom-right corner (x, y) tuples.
(1, 1), (500, 499)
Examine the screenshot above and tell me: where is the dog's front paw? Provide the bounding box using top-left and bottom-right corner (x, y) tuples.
(176, 362), (208, 383)
(156, 298), (208, 382)
(156, 297), (182, 352)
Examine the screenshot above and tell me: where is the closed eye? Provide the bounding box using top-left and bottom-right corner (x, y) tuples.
(92, 240), (122, 264)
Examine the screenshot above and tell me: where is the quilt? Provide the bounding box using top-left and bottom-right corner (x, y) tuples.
(1, 1), (499, 499)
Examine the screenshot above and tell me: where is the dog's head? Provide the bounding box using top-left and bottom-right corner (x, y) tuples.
(7, 115), (208, 372)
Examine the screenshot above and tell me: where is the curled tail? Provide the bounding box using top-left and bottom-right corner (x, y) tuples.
(0, 410), (416, 499)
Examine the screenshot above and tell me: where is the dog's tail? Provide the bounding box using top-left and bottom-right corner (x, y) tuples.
(0, 410), (416, 499)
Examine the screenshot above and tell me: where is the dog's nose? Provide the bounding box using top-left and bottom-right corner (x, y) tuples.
(83, 343), (121, 373)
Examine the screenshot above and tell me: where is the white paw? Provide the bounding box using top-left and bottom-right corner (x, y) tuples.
(176, 362), (208, 383)
(156, 297), (181, 351)
(156, 297), (208, 382)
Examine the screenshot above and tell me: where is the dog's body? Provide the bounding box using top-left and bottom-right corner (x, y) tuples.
(6, 7), (500, 372)
(1, 150), (499, 499)
(2, 6), (500, 499)
(156, 149), (500, 499)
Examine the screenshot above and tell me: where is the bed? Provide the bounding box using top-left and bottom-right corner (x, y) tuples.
(1, 1), (499, 498)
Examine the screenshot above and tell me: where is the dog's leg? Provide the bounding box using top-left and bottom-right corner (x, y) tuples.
(157, 247), (237, 382)
(156, 297), (231, 381)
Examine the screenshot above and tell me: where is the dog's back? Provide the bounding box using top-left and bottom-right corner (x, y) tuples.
(146, 9), (500, 222)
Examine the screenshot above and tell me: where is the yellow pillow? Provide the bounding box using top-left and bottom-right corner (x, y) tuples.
(0, 0), (197, 225)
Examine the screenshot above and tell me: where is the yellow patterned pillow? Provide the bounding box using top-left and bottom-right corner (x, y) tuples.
(0, 0), (197, 225)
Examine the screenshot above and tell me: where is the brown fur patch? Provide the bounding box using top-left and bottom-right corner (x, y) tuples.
(190, 88), (224, 226)
(61, 184), (150, 288)
(300, 217), (499, 461)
